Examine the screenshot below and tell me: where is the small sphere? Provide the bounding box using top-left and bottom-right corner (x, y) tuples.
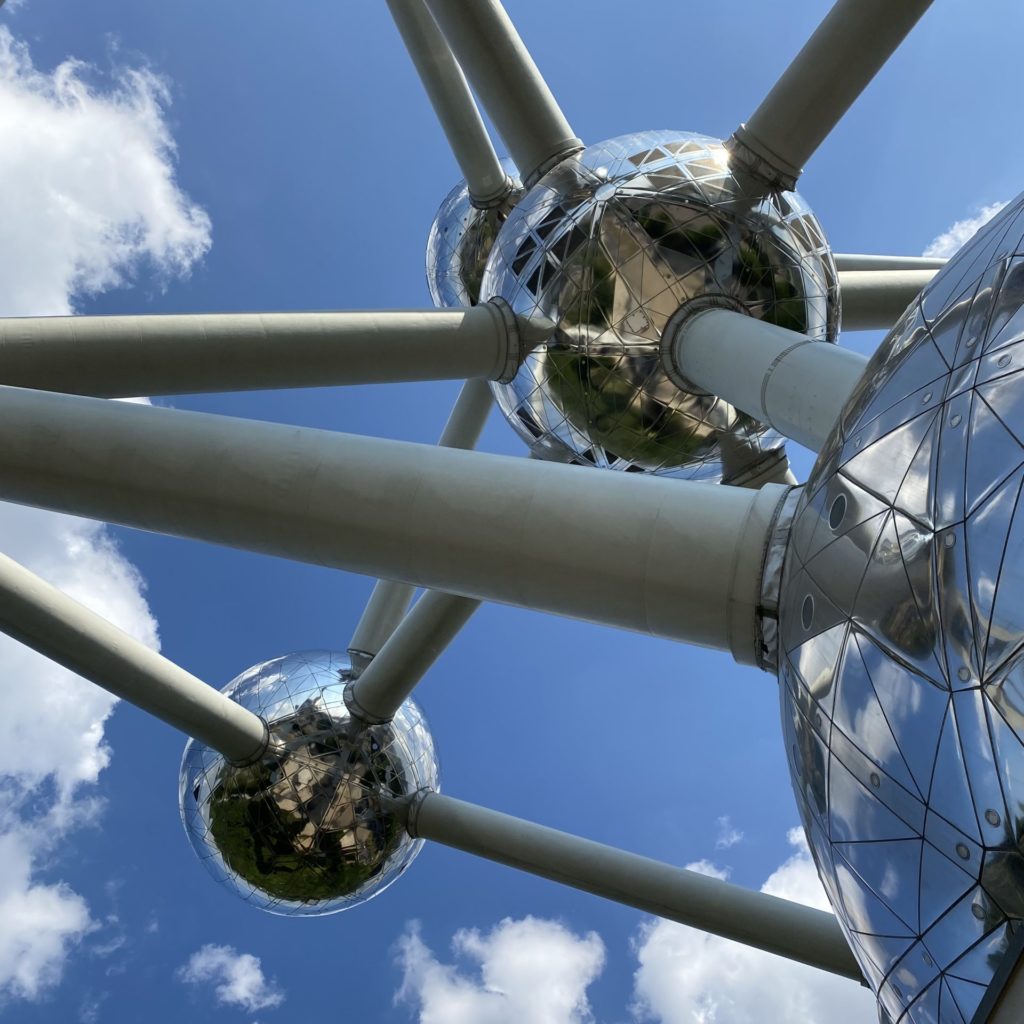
(779, 193), (1024, 1021)
(426, 160), (523, 308)
(179, 651), (439, 916)
(479, 129), (838, 479)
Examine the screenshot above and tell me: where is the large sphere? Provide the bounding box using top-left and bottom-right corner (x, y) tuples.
(179, 651), (439, 916)
(779, 194), (1024, 1023)
(480, 129), (839, 479)
(426, 160), (523, 308)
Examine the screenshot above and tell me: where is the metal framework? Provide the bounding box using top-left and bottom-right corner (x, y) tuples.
(10, 2), (1024, 1021)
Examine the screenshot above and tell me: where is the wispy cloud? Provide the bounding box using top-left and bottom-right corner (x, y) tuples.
(714, 815), (743, 850)
(923, 201), (1009, 258)
(178, 944), (284, 1013)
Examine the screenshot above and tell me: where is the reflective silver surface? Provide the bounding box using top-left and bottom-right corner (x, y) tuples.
(779, 194), (1024, 1023)
(479, 130), (839, 479)
(426, 159), (523, 308)
(179, 650), (439, 916)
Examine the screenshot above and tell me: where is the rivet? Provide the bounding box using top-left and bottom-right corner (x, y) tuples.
(972, 903), (986, 921)
(922, 952), (934, 967)
(944, 533), (956, 548)
(958, 666), (972, 682)
(966, 335), (979, 348)
(950, 414), (963, 427)
(956, 843), (971, 860)
(998, 353), (1012, 368)
(922, 391), (933, 404)
(870, 772), (881, 789)
(986, 809), (1002, 827)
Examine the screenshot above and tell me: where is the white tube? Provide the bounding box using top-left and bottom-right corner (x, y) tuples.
(426, 0), (582, 183)
(668, 308), (868, 452)
(0, 550), (267, 763)
(408, 792), (864, 982)
(346, 590), (480, 723)
(0, 386), (787, 664)
(0, 305), (544, 397)
(834, 254), (947, 273)
(386, 0), (510, 205)
(728, 0), (934, 188)
(346, 378), (493, 664)
(839, 269), (936, 331)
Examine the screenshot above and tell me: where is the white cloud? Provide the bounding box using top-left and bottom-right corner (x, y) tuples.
(396, 917), (606, 1024)
(684, 859), (730, 882)
(713, 816), (743, 850)
(0, 25), (208, 1004)
(923, 201), (1008, 258)
(178, 944), (285, 1013)
(0, 26), (211, 316)
(631, 829), (875, 1024)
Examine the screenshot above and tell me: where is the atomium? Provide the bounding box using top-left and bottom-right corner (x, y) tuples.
(779, 193), (1024, 1023)
(479, 129), (839, 479)
(6, 2), (1024, 1023)
(179, 651), (438, 916)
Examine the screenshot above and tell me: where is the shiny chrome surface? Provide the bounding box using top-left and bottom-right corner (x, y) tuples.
(426, 159), (523, 308)
(779, 193), (1024, 1023)
(479, 129), (839, 480)
(179, 650), (439, 916)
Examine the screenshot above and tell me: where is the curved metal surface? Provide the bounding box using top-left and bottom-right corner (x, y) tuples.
(779, 193), (1024, 1023)
(481, 129), (839, 482)
(180, 650), (439, 916)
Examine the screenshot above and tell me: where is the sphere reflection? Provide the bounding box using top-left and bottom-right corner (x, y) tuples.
(179, 651), (438, 916)
(480, 129), (839, 479)
(426, 160), (523, 308)
(779, 194), (1024, 1023)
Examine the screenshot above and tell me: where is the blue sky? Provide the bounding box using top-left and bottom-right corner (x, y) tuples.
(0, 2), (1020, 1022)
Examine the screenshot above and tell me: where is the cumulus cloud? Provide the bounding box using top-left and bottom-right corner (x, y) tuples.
(923, 201), (1009, 259)
(396, 917), (606, 1024)
(179, 944), (285, 1013)
(0, 25), (208, 1003)
(0, 26), (211, 316)
(631, 829), (875, 1024)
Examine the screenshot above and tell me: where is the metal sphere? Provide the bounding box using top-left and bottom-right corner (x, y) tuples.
(779, 194), (1024, 1022)
(426, 160), (523, 308)
(479, 129), (839, 479)
(179, 650), (439, 916)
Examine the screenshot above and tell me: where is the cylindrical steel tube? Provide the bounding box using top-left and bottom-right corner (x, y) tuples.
(385, 0), (510, 204)
(0, 306), (525, 397)
(834, 254), (947, 273)
(347, 378), (493, 663)
(0, 386), (787, 664)
(668, 308), (868, 452)
(839, 269), (936, 331)
(409, 792), (864, 982)
(347, 590), (481, 723)
(0, 550), (267, 763)
(729, 0), (934, 187)
(426, 0), (582, 183)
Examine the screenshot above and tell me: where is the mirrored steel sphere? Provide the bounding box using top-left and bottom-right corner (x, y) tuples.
(479, 130), (839, 478)
(426, 160), (523, 308)
(179, 650), (439, 916)
(779, 194), (1024, 1023)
